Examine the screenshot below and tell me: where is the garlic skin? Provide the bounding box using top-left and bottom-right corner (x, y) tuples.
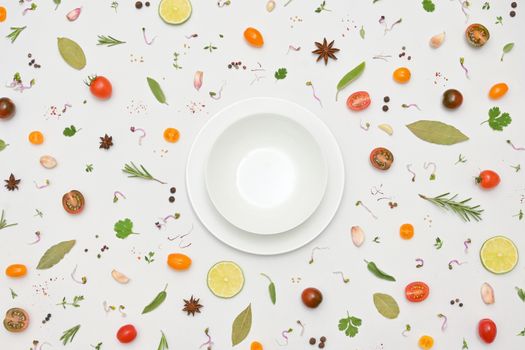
(266, 0), (276, 12)
(430, 32), (445, 48)
(378, 123), (393, 135)
(66, 7), (82, 22)
(111, 269), (130, 284)
(193, 70), (203, 91)
(351, 226), (365, 247)
(481, 282), (495, 304)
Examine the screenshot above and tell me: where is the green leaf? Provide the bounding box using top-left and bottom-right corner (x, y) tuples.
(142, 284), (168, 314)
(274, 68), (287, 80)
(516, 287), (525, 302)
(406, 120), (469, 145)
(335, 61), (365, 100)
(373, 293), (400, 319)
(57, 37), (86, 70)
(503, 42), (515, 53)
(359, 26), (365, 39)
(63, 125), (77, 137)
(114, 218), (138, 239)
(0, 139), (8, 151)
(37, 240), (76, 269)
(231, 304), (252, 346)
(338, 313), (362, 338)
(487, 107), (512, 131)
(422, 0), (435, 12)
(157, 331), (169, 350)
(147, 77), (168, 105)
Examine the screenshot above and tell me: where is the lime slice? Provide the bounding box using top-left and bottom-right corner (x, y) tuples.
(480, 236), (519, 274)
(207, 261), (244, 298)
(159, 0), (192, 25)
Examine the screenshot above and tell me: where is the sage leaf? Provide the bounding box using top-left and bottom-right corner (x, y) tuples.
(142, 284), (168, 314)
(147, 77), (168, 105)
(37, 240), (76, 270)
(373, 293), (400, 319)
(232, 304), (252, 346)
(406, 120), (469, 145)
(57, 37), (86, 70)
(335, 61), (365, 101)
(501, 42), (514, 61)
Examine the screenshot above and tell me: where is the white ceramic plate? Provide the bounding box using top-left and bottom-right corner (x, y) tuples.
(186, 98), (345, 255)
(205, 112), (328, 234)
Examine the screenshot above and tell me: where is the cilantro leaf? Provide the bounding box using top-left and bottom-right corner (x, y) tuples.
(422, 0), (435, 12)
(486, 106), (512, 131)
(274, 68), (287, 80)
(63, 125), (78, 137)
(338, 313), (362, 338)
(114, 218), (139, 239)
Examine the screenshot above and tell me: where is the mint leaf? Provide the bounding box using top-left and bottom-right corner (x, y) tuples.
(338, 312), (362, 338)
(486, 107), (512, 131)
(422, 0), (435, 12)
(63, 125), (78, 137)
(114, 218), (138, 239)
(274, 68), (287, 80)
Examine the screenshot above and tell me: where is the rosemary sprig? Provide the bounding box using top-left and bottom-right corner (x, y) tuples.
(6, 26), (27, 43)
(419, 193), (483, 222)
(157, 331), (169, 350)
(122, 162), (166, 184)
(0, 210), (18, 230)
(60, 324), (81, 345)
(97, 35), (126, 47)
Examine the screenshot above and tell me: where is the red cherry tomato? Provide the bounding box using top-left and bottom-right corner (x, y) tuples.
(476, 170), (500, 189)
(346, 91), (371, 111)
(405, 282), (430, 302)
(301, 287), (323, 308)
(88, 76), (112, 100)
(117, 324), (137, 343)
(62, 190), (85, 215)
(369, 147), (394, 170)
(478, 318), (497, 344)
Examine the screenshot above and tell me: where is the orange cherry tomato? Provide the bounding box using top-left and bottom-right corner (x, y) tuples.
(399, 223), (414, 240)
(167, 253), (192, 270)
(418, 335), (434, 349)
(163, 128), (180, 143)
(5, 264), (27, 278)
(393, 67), (411, 84)
(0, 7), (7, 22)
(488, 83), (508, 100)
(251, 341), (264, 350)
(244, 27), (264, 47)
(28, 131), (44, 145)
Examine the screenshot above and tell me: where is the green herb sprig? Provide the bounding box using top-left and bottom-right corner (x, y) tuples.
(114, 218), (139, 239)
(6, 26), (27, 43)
(60, 324), (81, 345)
(157, 331), (169, 350)
(482, 107), (512, 131)
(274, 68), (287, 80)
(122, 162), (166, 184)
(0, 210), (18, 231)
(57, 295), (84, 309)
(419, 193), (483, 222)
(338, 311), (362, 338)
(97, 35), (126, 47)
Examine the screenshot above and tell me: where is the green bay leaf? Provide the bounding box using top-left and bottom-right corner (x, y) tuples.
(37, 240), (76, 269)
(373, 293), (400, 319)
(336, 61), (365, 100)
(57, 37), (86, 70)
(147, 77), (168, 105)
(406, 120), (469, 145)
(232, 304), (252, 346)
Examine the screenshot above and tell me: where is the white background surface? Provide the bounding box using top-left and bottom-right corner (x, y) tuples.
(1, 0), (525, 349)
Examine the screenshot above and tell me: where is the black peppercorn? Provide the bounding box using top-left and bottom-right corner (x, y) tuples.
(309, 337), (316, 345)
(383, 96), (390, 103)
(228, 64), (232, 69)
(382, 105), (389, 112)
(450, 300), (455, 305)
(511, 2), (517, 8)
(319, 342), (325, 349)
(135, 1), (143, 9)
(169, 196), (175, 203)
(510, 10), (516, 17)
(145, 1), (150, 6)
(320, 336), (326, 342)
(459, 302), (463, 307)
(170, 187), (176, 194)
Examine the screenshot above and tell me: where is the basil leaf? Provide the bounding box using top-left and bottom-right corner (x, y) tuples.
(406, 120), (469, 145)
(335, 61), (365, 100)
(147, 77), (168, 105)
(37, 240), (76, 269)
(57, 37), (86, 70)
(231, 304), (252, 346)
(373, 293), (400, 319)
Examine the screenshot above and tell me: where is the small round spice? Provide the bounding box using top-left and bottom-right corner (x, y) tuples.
(309, 338), (316, 345)
(169, 196), (175, 203)
(450, 300), (455, 305)
(510, 10), (516, 17)
(170, 187), (176, 194)
(383, 96), (390, 103)
(318, 342), (325, 349)
(320, 336), (326, 342)
(145, 1), (150, 6)
(135, 1), (143, 9)
(511, 2), (517, 8)
(459, 302), (464, 307)
(382, 105), (389, 112)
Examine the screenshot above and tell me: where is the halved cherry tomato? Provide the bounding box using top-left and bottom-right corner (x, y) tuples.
(476, 170), (500, 189)
(405, 282), (430, 302)
(3, 308), (29, 333)
(478, 318), (497, 343)
(62, 190), (85, 215)
(418, 335), (434, 349)
(466, 23), (490, 47)
(488, 83), (508, 100)
(346, 91), (371, 111)
(117, 324), (137, 343)
(244, 27), (264, 47)
(370, 147), (394, 170)
(163, 127), (180, 143)
(28, 131), (44, 145)
(167, 253), (192, 270)
(399, 223), (414, 240)
(393, 67), (411, 84)
(5, 264), (27, 278)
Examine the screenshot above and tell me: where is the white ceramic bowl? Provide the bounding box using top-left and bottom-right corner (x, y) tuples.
(205, 111), (328, 235)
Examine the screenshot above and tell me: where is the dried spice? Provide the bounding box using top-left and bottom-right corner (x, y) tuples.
(4, 173), (20, 191)
(99, 134), (113, 149)
(373, 293), (400, 319)
(36, 240), (76, 269)
(57, 37), (86, 70)
(312, 38), (340, 65)
(231, 304), (252, 346)
(183, 295), (203, 316)
(406, 120), (469, 145)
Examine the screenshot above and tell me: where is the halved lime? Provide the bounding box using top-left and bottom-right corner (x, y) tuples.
(159, 0), (192, 25)
(480, 236), (518, 274)
(207, 261), (244, 298)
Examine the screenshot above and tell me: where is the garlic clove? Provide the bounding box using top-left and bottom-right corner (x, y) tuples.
(193, 70), (203, 91)
(430, 32), (446, 48)
(481, 282), (495, 304)
(66, 7), (82, 22)
(378, 123), (393, 135)
(40, 155), (57, 169)
(111, 269), (130, 284)
(266, 0), (276, 12)
(351, 226), (365, 247)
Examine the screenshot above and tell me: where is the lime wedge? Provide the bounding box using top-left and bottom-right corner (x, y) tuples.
(159, 0), (192, 25)
(207, 261), (244, 298)
(480, 236), (518, 274)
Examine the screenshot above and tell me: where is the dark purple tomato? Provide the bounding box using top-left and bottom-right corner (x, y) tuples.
(442, 89), (463, 109)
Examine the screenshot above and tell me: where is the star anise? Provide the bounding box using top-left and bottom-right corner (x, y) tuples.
(312, 38), (340, 65)
(182, 296), (203, 316)
(4, 173), (20, 191)
(99, 134), (113, 150)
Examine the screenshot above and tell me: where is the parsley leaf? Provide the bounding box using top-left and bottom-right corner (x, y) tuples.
(274, 68), (288, 80)
(338, 312), (362, 338)
(63, 125), (79, 137)
(422, 0), (435, 12)
(114, 218), (139, 239)
(484, 106), (512, 131)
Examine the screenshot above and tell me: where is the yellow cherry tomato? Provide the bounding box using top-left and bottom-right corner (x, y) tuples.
(167, 253), (192, 270)
(0, 6), (7, 22)
(250, 341), (264, 350)
(399, 223), (414, 240)
(5, 264), (27, 278)
(244, 27), (264, 47)
(488, 83), (508, 100)
(393, 67), (411, 84)
(28, 131), (44, 145)
(418, 335), (434, 349)
(163, 128), (180, 143)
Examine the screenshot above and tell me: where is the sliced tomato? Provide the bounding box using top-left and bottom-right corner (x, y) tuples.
(3, 308), (29, 333)
(62, 190), (85, 215)
(405, 281), (430, 302)
(346, 91), (371, 111)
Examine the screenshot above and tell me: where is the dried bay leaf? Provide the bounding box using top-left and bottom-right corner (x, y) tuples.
(231, 303), (252, 346)
(406, 120), (469, 145)
(373, 293), (400, 319)
(37, 240), (76, 269)
(57, 37), (86, 70)
(147, 77), (168, 105)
